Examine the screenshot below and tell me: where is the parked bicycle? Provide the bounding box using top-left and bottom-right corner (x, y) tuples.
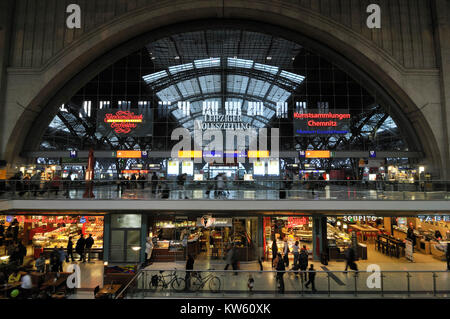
(149, 269), (185, 292)
(190, 269), (221, 293)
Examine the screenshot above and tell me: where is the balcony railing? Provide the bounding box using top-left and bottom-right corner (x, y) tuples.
(0, 179), (449, 200)
(115, 268), (450, 299)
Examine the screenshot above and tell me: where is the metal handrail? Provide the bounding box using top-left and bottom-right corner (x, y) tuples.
(114, 269), (144, 299)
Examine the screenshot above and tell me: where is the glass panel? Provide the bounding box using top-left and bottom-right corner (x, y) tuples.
(111, 214), (142, 228)
(110, 230), (125, 262)
(126, 230), (141, 263)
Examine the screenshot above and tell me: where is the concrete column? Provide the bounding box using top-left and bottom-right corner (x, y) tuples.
(431, 0), (450, 179)
(140, 214), (147, 263)
(0, 0), (14, 164)
(312, 216), (328, 262)
(257, 215), (264, 261)
(103, 214), (111, 262)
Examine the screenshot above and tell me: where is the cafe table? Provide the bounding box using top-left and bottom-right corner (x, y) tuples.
(0, 282), (21, 298)
(96, 284), (122, 298)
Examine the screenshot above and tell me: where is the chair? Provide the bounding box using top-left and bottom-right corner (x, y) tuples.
(93, 285), (100, 298)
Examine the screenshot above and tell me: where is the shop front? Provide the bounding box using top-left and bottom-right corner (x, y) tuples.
(0, 213), (104, 260)
(147, 215), (258, 262)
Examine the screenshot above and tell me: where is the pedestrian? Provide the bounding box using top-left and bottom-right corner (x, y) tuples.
(446, 243), (450, 271)
(224, 246), (234, 270)
(407, 225), (417, 252)
(344, 245), (358, 273)
(75, 234), (86, 262)
(299, 248), (309, 281)
(85, 234), (94, 262)
(271, 239), (278, 268)
(275, 253), (285, 294)
(283, 238), (289, 267)
(66, 237), (74, 262)
(177, 173), (188, 199)
(0, 221), (4, 246)
(145, 237), (153, 265)
(151, 172), (158, 197)
(17, 240), (27, 265)
(231, 245), (239, 275)
(292, 241), (300, 269)
(305, 264), (317, 293)
(185, 254), (195, 291)
(50, 248), (59, 272)
(20, 270), (32, 299)
(57, 247), (67, 272)
(35, 255), (46, 273)
(11, 218), (19, 241)
(30, 172), (41, 197)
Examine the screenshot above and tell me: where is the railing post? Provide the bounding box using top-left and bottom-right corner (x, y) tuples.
(354, 272), (358, 297)
(380, 272), (384, 297)
(433, 272), (437, 297)
(327, 272), (331, 297)
(406, 272), (411, 297)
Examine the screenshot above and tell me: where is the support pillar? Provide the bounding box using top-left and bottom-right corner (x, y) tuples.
(312, 216), (328, 262)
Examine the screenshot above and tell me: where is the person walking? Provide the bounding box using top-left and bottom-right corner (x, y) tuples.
(344, 245), (358, 273)
(185, 254), (195, 291)
(224, 246), (234, 270)
(85, 234), (94, 262)
(30, 172), (41, 197)
(57, 247), (67, 272)
(299, 248), (309, 281)
(305, 264), (317, 293)
(145, 237), (154, 265)
(446, 243), (450, 271)
(17, 240), (27, 266)
(271, 239), (278, 268)
(231, 245), (239, 275)
(292, 241), (300, 269)
(20, 270), (33, 299)
(66, 237), (74, 262)
(75, 234), (86, 262)
(151, 172), (158, 197)
(275, 253), (286, 294)
(283, 238), (289, 267)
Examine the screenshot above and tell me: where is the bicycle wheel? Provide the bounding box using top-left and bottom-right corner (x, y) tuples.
(171, 277), (185, 292)
(208, 276), (221, 293)
(190, 275), (203, 292)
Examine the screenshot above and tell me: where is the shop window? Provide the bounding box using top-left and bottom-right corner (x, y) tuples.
(111, 214), (141, 228)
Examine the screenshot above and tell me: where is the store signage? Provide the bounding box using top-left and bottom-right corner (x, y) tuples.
(405, 239), (414, 262)
(6, 216), (13, 223)
(299, 150), (306, 158)
(305, 150), (331, 158)
(294, 110), (350, 136)
(197, 217), (232, 228)
(248, 151), (269, 158)
(70, 150), (77, 158)
(12, 216), (80, 224)
(197, 115), (251, 131)
(178, 150), (203, 158)
(122, 170), (149, 174)
(287, 217), (309, 228)
(343, 216), (381, 222)
(97, 109), (152, 137)
(418, 216), (450, 222)
(117, 150), (142, 158)
(369, 151), (376, 158)
(79, 217), (86, 224)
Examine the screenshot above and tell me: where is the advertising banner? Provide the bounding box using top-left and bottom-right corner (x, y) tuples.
(294, 109), (350, 136)
(97, 109), (153, 137)
(405, 239), (414, 262)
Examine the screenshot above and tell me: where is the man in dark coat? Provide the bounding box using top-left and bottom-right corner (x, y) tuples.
(298, 249), (309, 281)
(275, 253), (285, 294)
(305, 264), (317, 293)
(271, 240), (278, 268)
(66, 237), (74, 262)
(344, 245), (357, 273)
(85, 234), (94, 262)
(185, 254), (195, 291)
(75, 234), (86, 262)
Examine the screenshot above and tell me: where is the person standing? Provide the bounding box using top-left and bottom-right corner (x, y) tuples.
(145, 237), (154, 265)
(0, 221), (4, 246)
(17, 240), (27, 266)
(275, 253), (285, 294)
(305, 264), (317, 293)
(151, 172), (158, 197)
(231, 245), (239, 275)
(75, 234), (86, 262)
(35, 255), (46, 273)
(20, 270), (33, 299)
(57, 247), (67, 272)
(271, 239), (278, 268)
(299, 248), (309, 281)
(224, 246), (234, 270)
(344, 245), (357, 273)
(407, 225), (417, 252)
(66, 237), (74, 262)
(50, 248), (60, 272)
(85, 234), (94, 262)
(185, 254), (195, 291)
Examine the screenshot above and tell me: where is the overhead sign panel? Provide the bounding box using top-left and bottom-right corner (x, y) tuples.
(117, 150), (142, 158)
(305, 150), (331, 158)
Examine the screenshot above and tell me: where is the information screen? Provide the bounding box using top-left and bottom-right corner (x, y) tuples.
(268, 160), (280, 176)
(182, 161), (194, 176)
(253, 161), (265, 176)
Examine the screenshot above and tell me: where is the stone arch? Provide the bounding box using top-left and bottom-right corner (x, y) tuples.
(4, 1), (442, 176)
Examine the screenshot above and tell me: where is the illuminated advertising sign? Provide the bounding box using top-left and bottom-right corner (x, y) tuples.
(97, 108), (153, 137)
(248, 151), (270, 158)
(253, 161), (265, 176)
(167, 161), (179, 176)
(182, 161), (194, 176)
(287, 217), (309, 228)
(178, 150), (202, 158)
(268, 160), (280, 176)
(294, 109), (350, 136)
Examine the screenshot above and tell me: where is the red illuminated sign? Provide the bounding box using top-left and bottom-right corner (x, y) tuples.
(294, 112), (350, 127)
(287, 217), (309, 228)
(104, 111), (143, 134)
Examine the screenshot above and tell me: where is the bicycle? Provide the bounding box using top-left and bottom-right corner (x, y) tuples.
(189, 269), (221, 293)
(149, 270), (185, 292)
